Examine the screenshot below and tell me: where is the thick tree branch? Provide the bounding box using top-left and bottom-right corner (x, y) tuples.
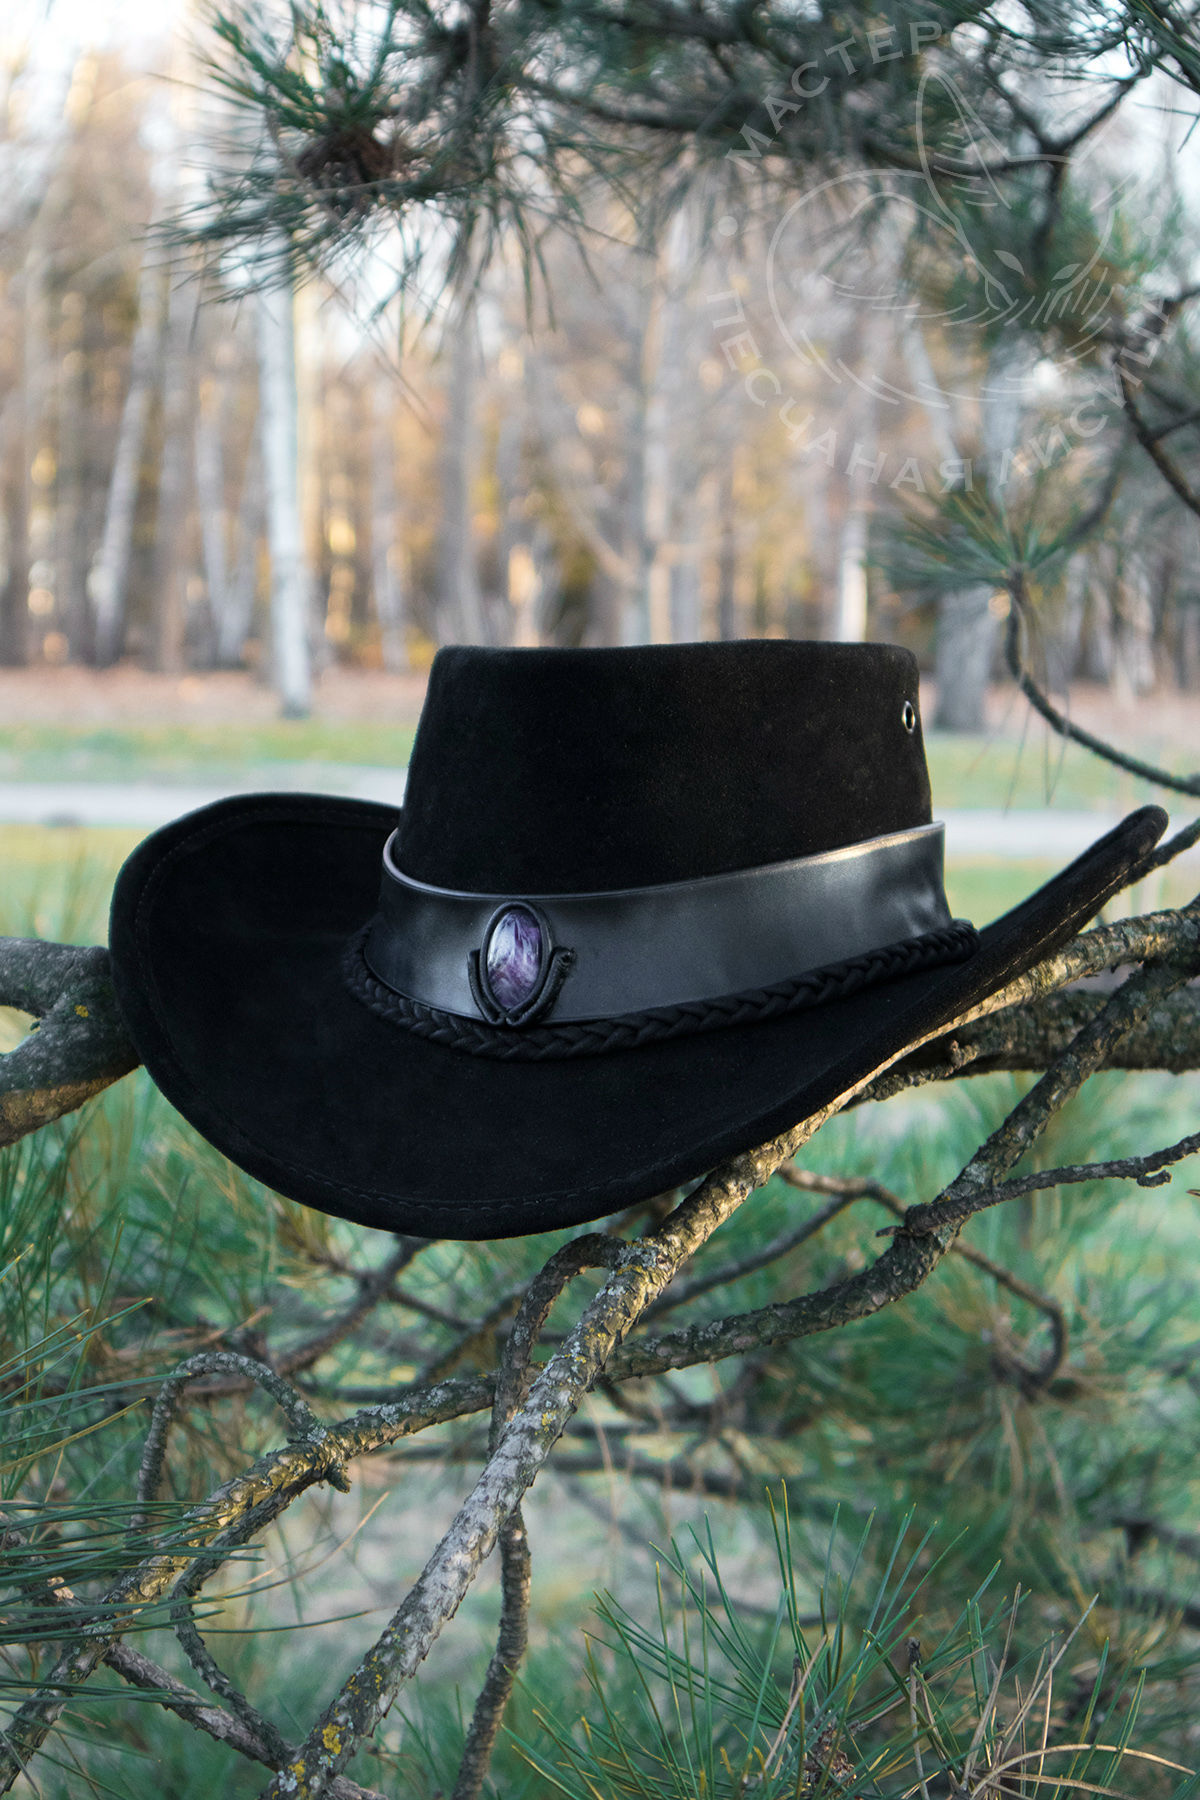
(605, 942), (1200, 1389)
(0, 1520), (385, 1800)
(256, 1115), (848, 1800)
(5, 895), (1200, 1162)
(0, 1372), (494, 1791)
(0, 940), (139, 1145)
(866, 984), (1200, 1098)
(901, 945), (1200, 1243)
(136, 1351), (342, 1529)
(452, 1236), (623, 1800)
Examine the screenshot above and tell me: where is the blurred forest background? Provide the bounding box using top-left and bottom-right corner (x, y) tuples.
(1, 1), (1198, 728)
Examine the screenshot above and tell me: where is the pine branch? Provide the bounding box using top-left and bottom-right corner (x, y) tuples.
(779, 1171), (1064, 1390)
(606, 933), (1200, 1388)
(901, 938), (1200, 1243)
(451, 1236), (623, 1800)
(170, 1527), (295, 1767)
(255, 1118), (845, 1800)
(136, 1351), (337, 1527)
(275, 1239), (427, 1377)
(1, 1526), (386, 1800)
(1005, 586), (1200, 797)
(1119, 367), (1200, 519)
(5, 891), (1199, 1789)
(0, 1371), (492, 1791)
(643, 1191), (859, 1319)
(865, 984), (1200, 1098)
(0, 939), (139, 1146)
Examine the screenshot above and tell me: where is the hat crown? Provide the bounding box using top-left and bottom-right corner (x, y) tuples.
(394, 641), (933, 893)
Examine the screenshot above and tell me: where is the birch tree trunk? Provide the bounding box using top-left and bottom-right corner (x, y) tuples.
(436, 297), (487, 645)
(55, 291), (90, 661)
(90, 251), (164, 667)
(628, 217), (691, 645)
(831, 313), (884, 643)
(257, 276), (312, 717)
(213, 438), (262, 668)
(932, 339), (1032, 732)
(0, 391), (29, 666)
(192, 362), (229, 669)
(715, 462), (740, 641)
(368, 376), (408, 671)
(147, 272), (198, 674)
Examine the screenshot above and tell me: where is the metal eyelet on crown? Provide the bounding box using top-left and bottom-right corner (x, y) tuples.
(901, 701), (917, 734)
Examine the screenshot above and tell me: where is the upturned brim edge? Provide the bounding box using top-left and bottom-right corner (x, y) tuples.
(108, 796), (1167, 1240)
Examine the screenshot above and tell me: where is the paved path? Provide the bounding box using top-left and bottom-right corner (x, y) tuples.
(0, 769), (408, 827)
(0, 774), (1190, 861)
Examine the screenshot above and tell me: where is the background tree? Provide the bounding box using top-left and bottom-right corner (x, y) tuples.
(169, 0), (1200, 720)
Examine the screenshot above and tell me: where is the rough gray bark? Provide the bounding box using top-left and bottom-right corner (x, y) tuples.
(0, 940), (139, 1145)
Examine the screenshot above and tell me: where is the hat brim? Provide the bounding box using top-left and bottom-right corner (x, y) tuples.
(108, 795), (1166, 1240)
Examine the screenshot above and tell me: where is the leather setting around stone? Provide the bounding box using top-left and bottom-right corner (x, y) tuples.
(467, 901), (576, 1026)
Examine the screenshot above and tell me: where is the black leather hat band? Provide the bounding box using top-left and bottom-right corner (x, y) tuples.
(358, 822), (971, 1039)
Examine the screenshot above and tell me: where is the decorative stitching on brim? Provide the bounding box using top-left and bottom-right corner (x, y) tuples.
(342, 920), (982, 1059)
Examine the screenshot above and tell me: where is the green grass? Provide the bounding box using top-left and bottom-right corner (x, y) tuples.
(0, 826), (141, 950)
(0, 720), (418, 785)
(943, 855), (1197, 923)
(925, 727), (1199, 813)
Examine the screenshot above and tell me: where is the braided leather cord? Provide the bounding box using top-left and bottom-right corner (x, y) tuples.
(343, 920), (980, 1061)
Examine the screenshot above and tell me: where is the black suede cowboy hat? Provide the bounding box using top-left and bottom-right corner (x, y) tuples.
(109, 641), (1165, 1241)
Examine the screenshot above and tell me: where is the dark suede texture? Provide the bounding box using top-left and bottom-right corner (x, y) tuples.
(106, 642), (1169, 1241)
(396, 641), (932, 889)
